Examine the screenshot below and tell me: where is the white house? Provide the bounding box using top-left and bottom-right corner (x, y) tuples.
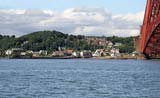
(5, 49), (12, 55)
(93, 49), (106, 57)
(80, 50), (92, 58)
(72, 52), (80, 57)
(107, 42), (113, 48)
(5, 48), (23, 56)
(132, 51), (139, 57)
(110, 48), (120, 57)
(20, 52), (26, 56)
(26, 50), (33, 54)
(39, 50), (48, 56)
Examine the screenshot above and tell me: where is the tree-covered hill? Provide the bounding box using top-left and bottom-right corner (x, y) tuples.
(17, 31), (95, 51)
(0, 31), (102, 52)
(0, 31), (135, 53)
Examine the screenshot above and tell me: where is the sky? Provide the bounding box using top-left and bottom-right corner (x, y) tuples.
(0, 0), (146, 37)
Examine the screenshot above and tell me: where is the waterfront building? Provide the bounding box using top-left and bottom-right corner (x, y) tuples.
(32, 52), (39, 57)
(110, 48), (120, 57)
(72, 52), (80, 57)
(39, 50), (48, 56)
(5, 48), (23, 56)
(5, 49), (12, 56)
(26, 50), (33, 54)
(80, 50), (92, 58)
(132, 51), (139, 57)
(20, 52), (26, 56)
(63, 49), (73, 56)
(93, 49), (106, 57)
(52, 51), (64, 57)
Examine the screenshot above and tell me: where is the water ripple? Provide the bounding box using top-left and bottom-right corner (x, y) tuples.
(0, 59), (160, 98)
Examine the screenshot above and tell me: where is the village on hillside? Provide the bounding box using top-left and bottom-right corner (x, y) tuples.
(2, 37), (139, 59)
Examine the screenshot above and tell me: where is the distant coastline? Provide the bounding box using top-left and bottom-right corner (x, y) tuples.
(0, 56), (143, 60)
(0, 30), (142, 60)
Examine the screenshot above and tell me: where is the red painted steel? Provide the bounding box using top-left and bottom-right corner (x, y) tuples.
(140, 0), (160, 58)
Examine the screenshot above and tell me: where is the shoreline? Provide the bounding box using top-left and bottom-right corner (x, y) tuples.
(0, 56), (147, 60)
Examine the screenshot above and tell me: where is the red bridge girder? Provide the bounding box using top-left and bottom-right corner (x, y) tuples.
(140, 0), (160, 58)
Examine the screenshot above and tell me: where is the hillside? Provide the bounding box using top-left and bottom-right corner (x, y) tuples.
(19, 31), (97, 51)
(0, 31), (102, 52)
(0, 31), (135, 53)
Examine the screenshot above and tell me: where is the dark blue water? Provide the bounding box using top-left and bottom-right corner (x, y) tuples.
(0, 59), (160, 98)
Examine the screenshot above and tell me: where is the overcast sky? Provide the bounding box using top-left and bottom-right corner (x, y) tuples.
(0, 0), (146, 37)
